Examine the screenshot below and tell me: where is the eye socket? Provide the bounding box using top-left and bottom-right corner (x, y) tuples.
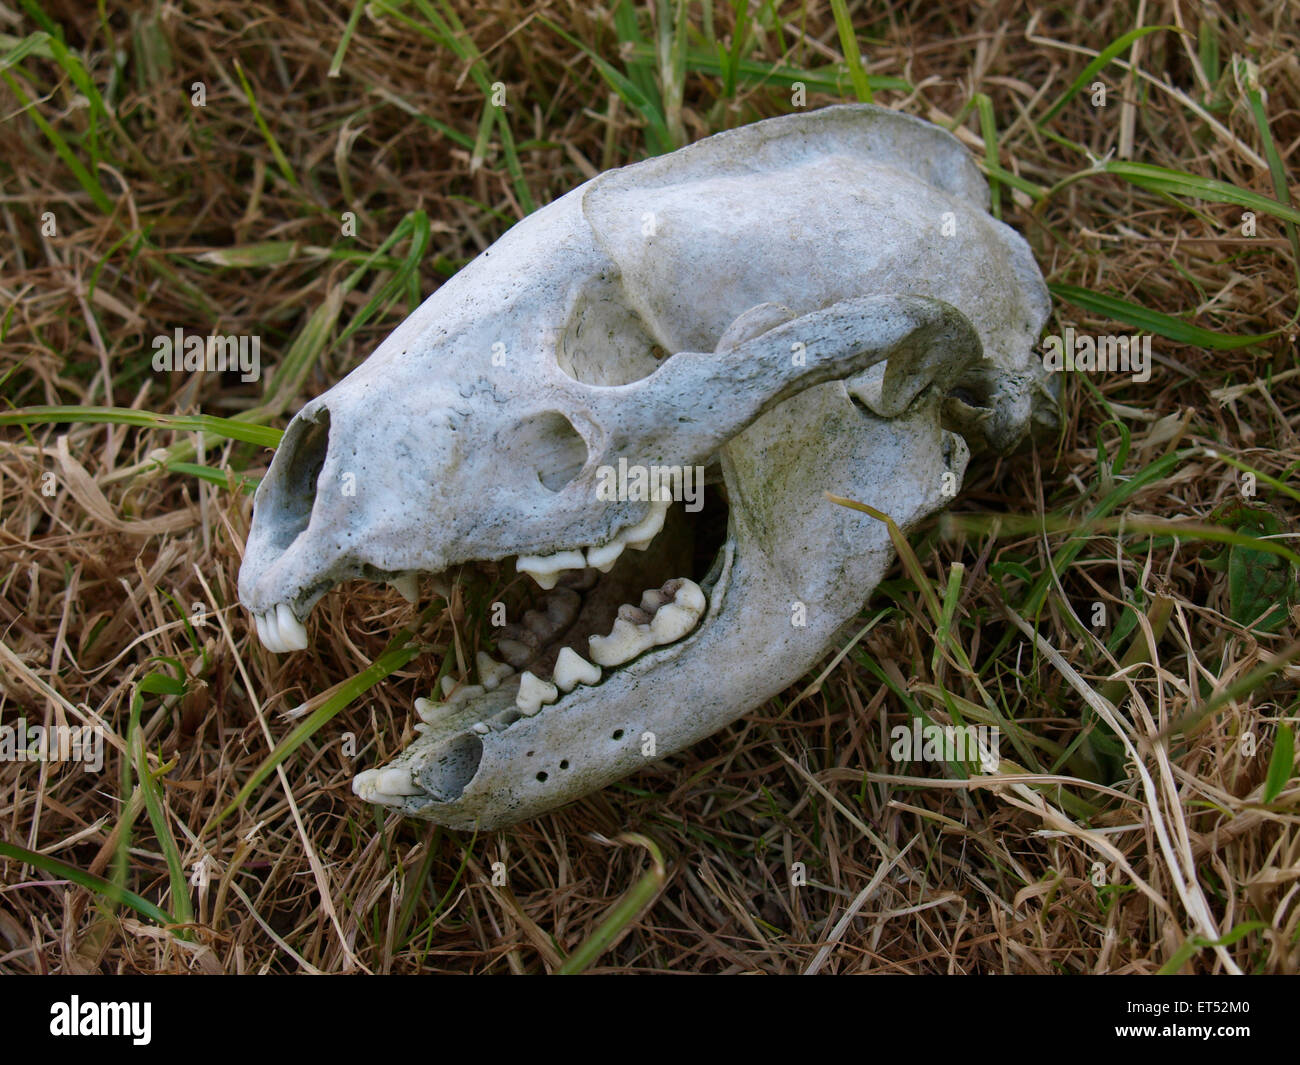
(499, 410), (589, 492)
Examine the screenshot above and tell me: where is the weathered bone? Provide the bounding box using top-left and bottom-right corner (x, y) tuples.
(238, 104), (1053, 829)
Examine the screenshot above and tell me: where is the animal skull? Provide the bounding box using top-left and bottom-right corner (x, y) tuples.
(238, 104), (1053, 830)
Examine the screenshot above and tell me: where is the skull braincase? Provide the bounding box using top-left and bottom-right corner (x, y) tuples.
(238, 104), (1052, 830)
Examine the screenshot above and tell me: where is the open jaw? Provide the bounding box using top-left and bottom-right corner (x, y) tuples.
(251, 473), (735, 822)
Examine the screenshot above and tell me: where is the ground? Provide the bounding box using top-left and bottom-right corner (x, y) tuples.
(0, 1), (1297, 974)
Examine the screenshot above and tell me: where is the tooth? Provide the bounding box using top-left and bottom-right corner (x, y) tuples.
(414, 697), (443, 723)
(440, 676), (458, 698)
(553, 647), (601, 692)
(471, 722), (490, 735)
(352, 769), (379, 798)
(585, 538), (625, 573)
(665, 577), (706, 614)
(517, 550), (586, 588)
(588, 618), (655, 667)
(515, 670), (558, 715)
(497, 638), (536, 668)
(476, 651), (514, 690)
(617, 604), (653, 625)
(640, 589), (669, 613)
(650, 603), (697, 644)
(377, 766), (423, 796)
(545, 588), (581, 628)
(276, 603), (308, 651)
(622, 501), (669, 550)
(253, 611), (272, 650)
(391, 572), (419, 604)
(261, 609), (286, 654)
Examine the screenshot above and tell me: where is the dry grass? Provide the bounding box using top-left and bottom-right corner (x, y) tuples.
(1, 1), (1298, 974)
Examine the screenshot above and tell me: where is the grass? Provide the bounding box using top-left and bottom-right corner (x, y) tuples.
(0, 1), (1297, 974)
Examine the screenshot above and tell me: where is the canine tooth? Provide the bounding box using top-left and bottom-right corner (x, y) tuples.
(650, 603), (698, 644)
(622, 501), (669, 550)
(553, 646), (601, 691)
(515, 671), (558, 715)
(377, 766), (423, 796)
(517, 550), (586, 589)
(476, 651), (514, 690)
(414, 697), (443, 723)
(391, 572), (419, 603)
(585, 539), (625, 573)
(275, 603), (309, 651)
(588, 618), (655, 667)
(617, 604), (653, 625)
(640, 589), (670, 613)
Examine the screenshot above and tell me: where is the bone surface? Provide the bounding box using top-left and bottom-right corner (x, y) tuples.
(238, 104), (1052, 829)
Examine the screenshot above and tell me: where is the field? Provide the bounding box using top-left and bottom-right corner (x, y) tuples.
(0, 1), (1297, 974)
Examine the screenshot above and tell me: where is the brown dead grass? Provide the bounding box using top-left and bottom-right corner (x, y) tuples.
(1, 1), (1298, 974)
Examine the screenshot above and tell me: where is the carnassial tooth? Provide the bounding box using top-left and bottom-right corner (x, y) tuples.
(553, 646), (601, 692)
(515, 671), (558, 716)
(588, 618), (655, 667)
(377, 766), (423, 796)
(517, 550), (587, 589)
(276, 603), (309, 651)
(476, 651), (514, 690)
(585, 539), (625, 573)
(622, 501), (669, 550)
(391, 572), (419, 604)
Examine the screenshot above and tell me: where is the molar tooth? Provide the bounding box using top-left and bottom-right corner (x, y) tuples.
(617, 604), (654, 625)
(666, 577), (707, 614)
(585, 539), (625, 573)
(650, 603), (697, 645)
(640, 589), (670, 613)
(553, 647), (601, 692)
(275, 603), (309, 651)
(588, 618), (655, 667)
(390, 572), (419, 604)
(515, 671), (558, 716)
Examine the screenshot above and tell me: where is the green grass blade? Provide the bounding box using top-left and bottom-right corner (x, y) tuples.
(0, 406), (284, 447)
(1263, 724), (1294, 804)
(558, 835), (665, 973)
(1049, 283), (1281, 349)
(828, 0), (872, 103)
(1037, 26), (1178, 126)
(0, 839), (175, 927)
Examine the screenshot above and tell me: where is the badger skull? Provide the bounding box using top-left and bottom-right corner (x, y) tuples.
(238, 104), (1053, 830)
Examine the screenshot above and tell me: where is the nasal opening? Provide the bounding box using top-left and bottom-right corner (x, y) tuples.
(261, 408), (331, 551)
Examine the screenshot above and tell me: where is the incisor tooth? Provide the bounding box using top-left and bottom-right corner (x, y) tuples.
(440, 675), (458, 698)
(553, 646), (601, 691)
(515, 671), (558, 715)
(276, 603), (308, 651)
(253, 611), (272, 650)
(377, 767), (423, 796)
(588, 618), (655, 667)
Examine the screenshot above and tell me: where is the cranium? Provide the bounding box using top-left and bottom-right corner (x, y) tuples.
(238, 104), (1052, 830)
